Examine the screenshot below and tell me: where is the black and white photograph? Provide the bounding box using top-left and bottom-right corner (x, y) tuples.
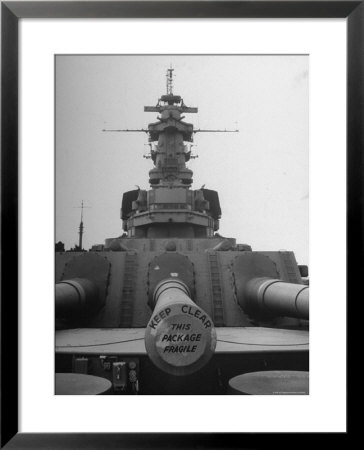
(2, 0), (354, 444)
(55, 55), (309, 396)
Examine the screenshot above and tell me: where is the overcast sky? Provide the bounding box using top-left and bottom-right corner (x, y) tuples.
(56, 55), (308, 265)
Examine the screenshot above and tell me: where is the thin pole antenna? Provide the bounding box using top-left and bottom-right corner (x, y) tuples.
(193, 129), (239, 133)
(102, 128), (149, 133)
(74, 201), (91, 250)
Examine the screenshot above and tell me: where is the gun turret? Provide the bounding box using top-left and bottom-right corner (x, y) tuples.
(55, 253), (111, 326)
(55, 277), (101, 318)
(145, 278), (216, 376)
(234, 252), (309, 321)
(243, 277), (309, 320)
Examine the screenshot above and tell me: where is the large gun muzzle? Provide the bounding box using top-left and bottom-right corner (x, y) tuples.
(55, 277), (101, 318)
(144, 279), (216, 376)
(55, 253), (110, 322)
(234, 253), (309, 321)
(244, 277), (309, 320)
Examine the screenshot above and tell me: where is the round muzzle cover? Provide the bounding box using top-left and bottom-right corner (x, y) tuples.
(145, 301), (217, 376)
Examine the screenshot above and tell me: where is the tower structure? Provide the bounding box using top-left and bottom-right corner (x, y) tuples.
(120, 70), (222, 239)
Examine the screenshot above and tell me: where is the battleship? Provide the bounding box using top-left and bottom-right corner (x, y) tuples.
(55, 68), (309, 395)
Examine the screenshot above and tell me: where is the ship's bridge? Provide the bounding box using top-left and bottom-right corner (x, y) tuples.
(121, 186), (221, 239)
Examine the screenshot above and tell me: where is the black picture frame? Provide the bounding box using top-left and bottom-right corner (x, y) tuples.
(1, 1), (357, 448)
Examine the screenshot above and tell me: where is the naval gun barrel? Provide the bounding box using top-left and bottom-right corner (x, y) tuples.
(144, 279), (217, 376)
(244, 277), (309, 320)
(55, 278), (101, 318)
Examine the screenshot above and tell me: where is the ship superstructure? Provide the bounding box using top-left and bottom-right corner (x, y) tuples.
(120, 68), (221, 240)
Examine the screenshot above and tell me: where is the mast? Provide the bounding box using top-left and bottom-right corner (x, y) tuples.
(78, 200), (84, 250)
(166, 65), (174, 95)
(75, 200), (90, 250)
